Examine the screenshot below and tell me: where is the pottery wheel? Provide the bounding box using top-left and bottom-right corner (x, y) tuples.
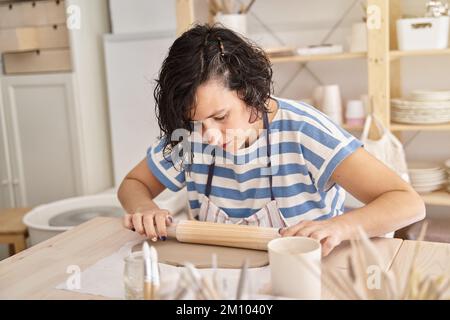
(131, 239), (269, 269)
(48, 207), (123, 227)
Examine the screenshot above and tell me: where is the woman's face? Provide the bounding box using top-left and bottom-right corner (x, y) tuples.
(190, 79), (262, 151)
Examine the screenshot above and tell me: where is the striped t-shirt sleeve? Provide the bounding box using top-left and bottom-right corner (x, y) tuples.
(298, 104), (363, 192)
(146, 138), (186, 192)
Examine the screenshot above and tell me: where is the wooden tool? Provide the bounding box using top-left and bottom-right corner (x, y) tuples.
(142, 241), (153, 300)
(166, 220), (281, 251)
(142, 242), (160, 300)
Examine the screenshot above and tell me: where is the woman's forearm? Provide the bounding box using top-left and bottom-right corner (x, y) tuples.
(117, 178), (160, 214)
(334, 189), (426, 239)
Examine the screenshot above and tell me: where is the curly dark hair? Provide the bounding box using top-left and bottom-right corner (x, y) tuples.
(153, 23), (274, 159)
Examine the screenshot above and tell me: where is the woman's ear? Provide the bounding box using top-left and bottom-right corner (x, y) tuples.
(247, 107), (260, 123)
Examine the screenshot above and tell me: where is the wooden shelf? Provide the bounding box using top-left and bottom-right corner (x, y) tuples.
(343, 122), (450, 132)
(420, 190), (450, 206)
(269, 52), (367, 64)
(390, 122), (450, 131)
(390, 48), (450, 60)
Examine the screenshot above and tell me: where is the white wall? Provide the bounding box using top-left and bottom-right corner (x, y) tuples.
(108, 0), (176, 34)
(66, 0), (113, 194)
(103, 33), (175, 184)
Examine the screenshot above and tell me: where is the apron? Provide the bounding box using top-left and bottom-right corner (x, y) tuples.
(197, 112), (289, 228)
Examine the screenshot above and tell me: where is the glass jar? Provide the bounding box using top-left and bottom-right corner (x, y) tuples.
(123, 251), (144, 300)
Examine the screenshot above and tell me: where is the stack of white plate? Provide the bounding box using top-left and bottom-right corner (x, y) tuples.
(445, 159), (450, 193)
(408, 162), (447, 193)
(410, 90), (450, 101)
(391, 90), (450, 124)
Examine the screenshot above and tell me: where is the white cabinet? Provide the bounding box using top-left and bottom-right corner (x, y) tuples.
(0, 0), (113, 208)
(0, 85), (14, 208)
(0, 74), (82, 207)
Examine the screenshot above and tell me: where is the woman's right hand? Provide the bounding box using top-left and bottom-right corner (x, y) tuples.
(123, 207), (173, 242)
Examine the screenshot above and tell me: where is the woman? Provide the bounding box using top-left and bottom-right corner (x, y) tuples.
(118, 24), (425, 256)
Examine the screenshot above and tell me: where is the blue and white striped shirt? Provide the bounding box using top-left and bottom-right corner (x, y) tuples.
(147, 97), (363, 225)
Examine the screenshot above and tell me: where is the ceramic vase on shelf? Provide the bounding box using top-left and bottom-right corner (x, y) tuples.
(345, 100), (366, 126)
(214, 13), (248, 36)
(350, 22), (368, 52)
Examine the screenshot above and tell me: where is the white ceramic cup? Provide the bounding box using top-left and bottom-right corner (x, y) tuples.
(345, 100), (366, 126)
(346, 100), (365, 118)
(214, 13), (247, 36)
(268, 237), (321, 299)
(322, 85), (343, 125)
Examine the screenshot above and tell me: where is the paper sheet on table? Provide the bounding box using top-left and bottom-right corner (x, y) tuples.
(55, 240), (273, 299)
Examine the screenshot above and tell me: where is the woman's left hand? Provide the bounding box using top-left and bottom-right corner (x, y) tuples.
(279, 218), (350, 257)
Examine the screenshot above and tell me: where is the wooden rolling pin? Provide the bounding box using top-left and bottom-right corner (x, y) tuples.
(166, 220), (281, 251)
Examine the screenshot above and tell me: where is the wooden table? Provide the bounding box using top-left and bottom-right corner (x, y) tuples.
(0, 217), (448, 299)
(390, 240), (450, 297)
